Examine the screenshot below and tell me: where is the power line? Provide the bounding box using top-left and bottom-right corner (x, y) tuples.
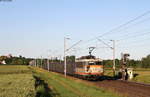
(83, 10), (150, 43)
(66, 40), (82, 52)
(117, 41), (150, 48)
(116, 28), (150, 40)
(98, 10), (150, 37)
(108, 16), (150, 37)
(106, 17), (150, 40)
(97, 38), (113, 49)
(117, 36), (150, 47)
(118, 31), (150, 41)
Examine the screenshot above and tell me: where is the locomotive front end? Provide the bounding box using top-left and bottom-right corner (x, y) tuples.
(85, 60), (103, 78)
(75, 56), (104, 80)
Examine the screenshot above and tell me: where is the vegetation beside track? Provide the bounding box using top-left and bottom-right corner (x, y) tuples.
(104, 68), (150, 84)
(31, 67), (122, 97)
(132, 69), (150, 84)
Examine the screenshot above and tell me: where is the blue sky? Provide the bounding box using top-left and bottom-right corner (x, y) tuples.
(0, 0), (150, 59)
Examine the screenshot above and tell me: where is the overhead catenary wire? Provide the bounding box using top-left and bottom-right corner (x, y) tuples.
(66, 40), (82, 52)
(118, 31), (150, 41)
(97, 38), (113, 49)
(63, 10), (150, 60)
(117, 41), (150, 48)
(97, 10), (150, 38)
(83, 10), (150, 44)
(117, 36), (150, 47)
(116, 28), (150, 40)
(106, 16), (150, 38)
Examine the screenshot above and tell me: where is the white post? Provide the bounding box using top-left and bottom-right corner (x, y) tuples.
(47, 58), (49, 71)
(41, 56), (42, 68)
(112, 40), (116, 76)
(35, 59), (36, 67)
(60, 55), (61, 64)
(64, 37), (67, 77)
(63, 37), (81, 77)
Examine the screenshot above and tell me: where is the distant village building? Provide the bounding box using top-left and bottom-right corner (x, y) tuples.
(0, 60), (6, 64)
(2, 60), (6, 64)
(0, 54), (12, 65)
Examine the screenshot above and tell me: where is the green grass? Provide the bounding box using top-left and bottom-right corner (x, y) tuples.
(0, 65), (36, 97)
(31, 67), (122, 97)
(0, 65), (31, 74)
(104, 69), (114, 77)
(104, 68), (150, 84)
(132, 69), (150, 84)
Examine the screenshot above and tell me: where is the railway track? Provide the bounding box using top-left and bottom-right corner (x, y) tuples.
(91, 79), (150, 97)
(119, 80), (150, 87)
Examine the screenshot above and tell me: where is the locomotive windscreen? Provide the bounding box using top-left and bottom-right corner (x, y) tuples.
(96, 61), (102, 65)
(88, 61), (102, 65)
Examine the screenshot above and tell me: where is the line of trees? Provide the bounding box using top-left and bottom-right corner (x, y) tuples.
(0, 55), (32, 65)
(1, 54), (150, 68)
(103, 54), (150, 68)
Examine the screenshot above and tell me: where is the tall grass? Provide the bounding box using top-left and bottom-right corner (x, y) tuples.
(104, 68), (150, 84)
(132, 70), (150, 84)
(0, 65), (31, 74)
(0, 65), (36, 97)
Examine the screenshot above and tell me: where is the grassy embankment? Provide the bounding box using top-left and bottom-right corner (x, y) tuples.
(0, 65), (35, 97)
(104, 68), (150, 84)
(31, 67), (122, 97)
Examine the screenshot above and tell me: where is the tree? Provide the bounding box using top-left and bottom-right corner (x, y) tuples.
(141, 55), (150, 68)
(66, 56), (75, 62)
(0, 55), (33, 65)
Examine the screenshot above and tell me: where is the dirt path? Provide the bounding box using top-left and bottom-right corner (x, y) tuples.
(92, 80), (150, 97)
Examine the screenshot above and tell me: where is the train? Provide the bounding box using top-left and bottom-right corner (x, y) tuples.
(30, 55), (104, 80)
(75, 55), (103, 80)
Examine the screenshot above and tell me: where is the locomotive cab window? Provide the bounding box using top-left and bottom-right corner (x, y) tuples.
(88, 62), (95, 65)
(88, 61), (102, 65)
(96, 61), (102, 65)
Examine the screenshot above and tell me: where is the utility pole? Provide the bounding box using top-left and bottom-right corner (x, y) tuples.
(59, 55), (62, 64)
(64, 37), (82, 77)
(97, 38), (116, 76)
(47, 58), (49, 71)
(111, 40), (116, 76)
(34, 59), (36, 67)
(41, 56), (42, 68)
(64, 37), (67, 77)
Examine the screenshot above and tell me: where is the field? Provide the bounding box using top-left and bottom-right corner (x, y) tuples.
(132, 68), (150, 84)
(0, 65), (149, 97)
(104, 68), (150, 84)
(0, 65), (35, 97)
(0, 65), (32, 74)
(2, 65), (149, 97)
(0, 65), (123, 97)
